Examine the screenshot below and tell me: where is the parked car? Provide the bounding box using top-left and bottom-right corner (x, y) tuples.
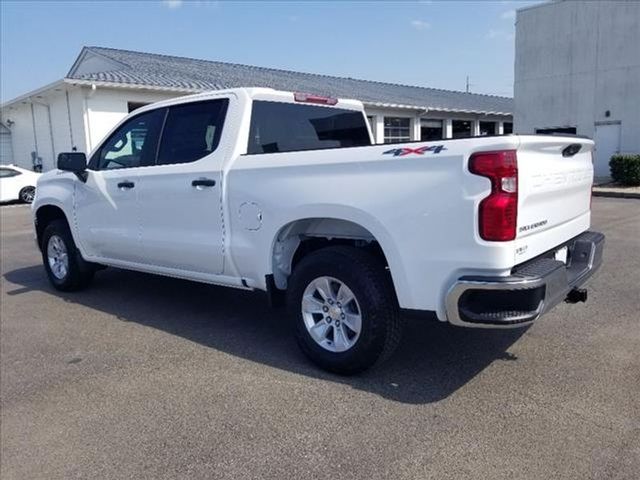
(32, 88), (605, 374)
(0, 165), (40, 204)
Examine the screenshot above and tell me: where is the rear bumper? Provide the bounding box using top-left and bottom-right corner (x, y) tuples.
(445, 231), (605, 328)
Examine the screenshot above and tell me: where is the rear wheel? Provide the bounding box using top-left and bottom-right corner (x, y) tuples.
(287, 246), (402, 375)
(41, 219), (94, 291)
(19, 186), (35, 203)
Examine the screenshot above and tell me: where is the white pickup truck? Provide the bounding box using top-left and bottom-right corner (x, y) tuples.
(33, 88), (604, 373)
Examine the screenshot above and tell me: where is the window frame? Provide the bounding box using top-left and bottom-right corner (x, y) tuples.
(383, 117), (412, 144)
(88, 98), (230, 171)
(246, 100), (371, 155)
(88, 107), (168, 171)
(155, 98), (229, 167)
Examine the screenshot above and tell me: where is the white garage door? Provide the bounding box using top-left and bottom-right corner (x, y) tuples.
(0, 125), (13, 165)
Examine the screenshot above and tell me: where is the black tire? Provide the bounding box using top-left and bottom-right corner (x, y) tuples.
(19, 186), (35, 204)
(287, 246), (403, 375)
(41, 219), (94, 291)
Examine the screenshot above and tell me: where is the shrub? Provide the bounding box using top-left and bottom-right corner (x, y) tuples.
(609, 154), (640, 186)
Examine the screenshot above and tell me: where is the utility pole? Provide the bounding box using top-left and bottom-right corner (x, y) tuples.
(466, 76), (470, 93)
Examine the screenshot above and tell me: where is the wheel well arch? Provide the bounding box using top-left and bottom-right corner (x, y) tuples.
(35, 205), (69, 249)
(271, 217), (390, 290)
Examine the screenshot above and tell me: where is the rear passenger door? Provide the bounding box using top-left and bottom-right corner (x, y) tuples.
(137, 98), (229, 275)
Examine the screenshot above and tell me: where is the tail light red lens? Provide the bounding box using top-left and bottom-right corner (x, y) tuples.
(469, 150), (518, 241)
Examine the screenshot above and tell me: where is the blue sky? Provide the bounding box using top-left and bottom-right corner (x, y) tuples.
(1, 0), (542, 102)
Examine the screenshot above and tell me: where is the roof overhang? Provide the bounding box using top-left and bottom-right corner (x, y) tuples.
(1, 79), (66, 109)
(63, 78), (200, 94)
(1, 78), (199, 110)
(362, 101), (512, 117)
(2, 79), (512, 117)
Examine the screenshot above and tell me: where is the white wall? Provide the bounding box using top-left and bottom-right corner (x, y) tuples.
(83, 88), (177, 153)
(1, 102), (39, 170)
(515, 0), (640, 173)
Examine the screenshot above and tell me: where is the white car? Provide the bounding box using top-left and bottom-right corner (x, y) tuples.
(32, 88), (604, 373)
(0, 165), (40, 203)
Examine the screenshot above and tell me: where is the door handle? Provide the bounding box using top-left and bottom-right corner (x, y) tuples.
(117, 181), (135, 189)
(191, 178), (216, 188)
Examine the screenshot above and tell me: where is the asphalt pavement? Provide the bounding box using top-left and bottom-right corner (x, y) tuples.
(1, 198), (638, 480)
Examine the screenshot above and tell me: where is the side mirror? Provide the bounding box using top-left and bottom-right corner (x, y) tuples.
(57, 152), (87, 172)
(57, 152), (88, 182)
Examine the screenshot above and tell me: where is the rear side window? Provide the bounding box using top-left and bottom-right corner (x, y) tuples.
(0, 167), (21, 178)
(247, 101), (371, 154)
(157, 99), (229, 165)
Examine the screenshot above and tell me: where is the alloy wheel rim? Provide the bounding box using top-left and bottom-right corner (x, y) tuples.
(301, 276), (362, 353)
(22, 187), (35, 203)
(47, 235), (69, 280)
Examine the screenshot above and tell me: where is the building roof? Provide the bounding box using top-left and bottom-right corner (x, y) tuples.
(64, 46), (513, 115)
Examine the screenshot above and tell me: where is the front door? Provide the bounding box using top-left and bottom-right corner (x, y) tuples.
(137, 98), (229, 275)
(75, 108), (166, 263)
(594, 123), (621, 178)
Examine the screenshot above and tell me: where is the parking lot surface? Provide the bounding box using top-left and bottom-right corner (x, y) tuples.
(1, 198), (639, 480)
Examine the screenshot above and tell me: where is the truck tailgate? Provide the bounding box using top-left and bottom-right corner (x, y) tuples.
(515, 136), (594, 263)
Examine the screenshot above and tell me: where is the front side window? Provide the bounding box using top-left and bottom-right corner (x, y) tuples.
(157, 99), (229, 165)
(384, 117), (411, 144)
(247, 101), (371, 154)
(94, 108), (166, 170)
(0, 167), (20, 178)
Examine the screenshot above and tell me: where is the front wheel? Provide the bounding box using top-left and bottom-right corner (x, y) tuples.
(41, 219), (94, 291)
(287, 246), (403, 375)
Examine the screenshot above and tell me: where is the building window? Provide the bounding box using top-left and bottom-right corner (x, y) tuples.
(479, 121), (496, 136)
(127, 102), (150, 113)
(535, 126), (576, 135)
(384, 117), (411, 143)
(452, 120), (472, 139)
(421, 119), (443, 141)
(503, 122), (513, 134)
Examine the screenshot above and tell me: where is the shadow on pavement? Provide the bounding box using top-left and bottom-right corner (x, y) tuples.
(4, 265), (528, 404)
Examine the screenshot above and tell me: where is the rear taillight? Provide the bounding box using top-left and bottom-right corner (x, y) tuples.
(469, 150), (518, 241)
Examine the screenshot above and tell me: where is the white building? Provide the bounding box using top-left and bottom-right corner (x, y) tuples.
(514, 0), (640, 177)
(1, 46), (513, 171)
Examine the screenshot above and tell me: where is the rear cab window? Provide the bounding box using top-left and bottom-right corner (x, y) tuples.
(247, 101), (371, 155)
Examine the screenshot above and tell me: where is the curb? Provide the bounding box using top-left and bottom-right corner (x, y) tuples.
(592, 190), (640, 199)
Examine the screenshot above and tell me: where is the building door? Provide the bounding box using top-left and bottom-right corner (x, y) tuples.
(594, 123), (621, 178)
(421, 119), (443, 141)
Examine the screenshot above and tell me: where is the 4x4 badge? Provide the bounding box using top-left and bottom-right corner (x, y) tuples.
(383, 145), (447, 156)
